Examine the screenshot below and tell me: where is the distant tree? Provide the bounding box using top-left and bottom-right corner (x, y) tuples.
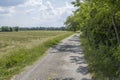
(9, 27), (13, 32)
(1, 26), (9, 32)
(19, 27), (66, 31)
(14, 26), (19, 32)
(1, 26), (14, 32)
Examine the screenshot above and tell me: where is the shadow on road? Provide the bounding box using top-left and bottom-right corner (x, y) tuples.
(70, 56), (89, 75)
(68, 35), (80, 42)
(70, 56), (87, 64)
(52, 78), (75, 80)
(55, 44), (82, 53)
(81, 78), (92, 80)
(51, 35), (82, 54)
(49, 34), (91, 80)
(76, 66), (88, 75)
(52, 77), (92, 80)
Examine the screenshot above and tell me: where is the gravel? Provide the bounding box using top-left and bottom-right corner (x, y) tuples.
(12, 33), (92, 80)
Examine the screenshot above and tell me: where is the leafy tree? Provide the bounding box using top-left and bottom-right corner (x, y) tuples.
(9, 27), (13, 32)
(1, 26), (10, 32)
(65, 0), (120, 79)
(14, 26), (19, 32)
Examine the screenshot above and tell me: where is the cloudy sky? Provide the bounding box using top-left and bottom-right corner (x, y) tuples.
(0, 0), (75, 27)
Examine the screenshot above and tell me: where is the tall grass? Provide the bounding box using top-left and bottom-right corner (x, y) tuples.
(0, 32), (73, 80)
(0, 31), (69, 58)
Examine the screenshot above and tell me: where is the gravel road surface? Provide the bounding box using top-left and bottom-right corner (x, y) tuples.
(12, 34), (91, 80)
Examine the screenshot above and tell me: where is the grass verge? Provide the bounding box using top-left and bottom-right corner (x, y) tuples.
(0, 32), (73, 80)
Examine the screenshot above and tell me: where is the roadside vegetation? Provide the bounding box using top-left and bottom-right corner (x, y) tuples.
(65, 0), (120, 80)
(0, 31), (73, 80)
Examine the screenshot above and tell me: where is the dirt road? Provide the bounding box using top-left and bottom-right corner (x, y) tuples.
(12, 34), (91, 80)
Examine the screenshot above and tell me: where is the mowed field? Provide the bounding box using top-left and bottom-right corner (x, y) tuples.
(0, 31), (69, 57)
(0, 31), (73, 80)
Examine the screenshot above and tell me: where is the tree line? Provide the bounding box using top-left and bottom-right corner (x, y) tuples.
(19, 27), (66, 31)
(0, 26), (66, 32)
(65, 0), (120, 79)
(0, 26), (19, 32)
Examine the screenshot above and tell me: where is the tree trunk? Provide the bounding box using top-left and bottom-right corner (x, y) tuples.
(111, 15), (120, 45)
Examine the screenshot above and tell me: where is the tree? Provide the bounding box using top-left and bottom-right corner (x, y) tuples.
(1, 26), (10, 32)
(14, 26), (19, 32)
(9, 27), (13, 32)
(64, 15), (80, 32)
(65, 0), (120, 79)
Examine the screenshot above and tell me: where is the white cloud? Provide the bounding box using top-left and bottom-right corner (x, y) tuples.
(18, 0), (74, 21)
(0, 6), (15, 16)
(0, 7), (4, 12)
(0, 0), (74, 27)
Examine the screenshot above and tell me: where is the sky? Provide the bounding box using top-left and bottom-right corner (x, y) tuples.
(0, 0), (75, 27)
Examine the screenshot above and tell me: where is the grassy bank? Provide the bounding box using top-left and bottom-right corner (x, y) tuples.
(0, 32), (73, 80)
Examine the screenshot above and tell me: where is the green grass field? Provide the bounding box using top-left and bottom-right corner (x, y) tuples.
(0, 31), (73, 80)
(0, 31), (70, 57)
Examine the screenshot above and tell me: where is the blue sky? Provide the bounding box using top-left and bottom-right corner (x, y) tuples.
(0, 0), (75, 27)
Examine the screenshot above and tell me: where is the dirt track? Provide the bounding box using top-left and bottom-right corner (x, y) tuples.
(12, 33), (91, 80)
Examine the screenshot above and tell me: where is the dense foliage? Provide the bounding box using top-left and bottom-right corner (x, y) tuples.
(0, 26), (19, 32)
(65, 0), (120, 79)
